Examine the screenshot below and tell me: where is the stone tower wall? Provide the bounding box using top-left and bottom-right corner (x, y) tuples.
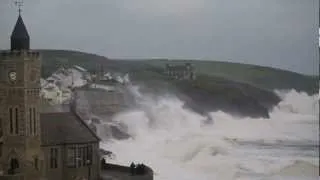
(0, 50), (43, 180)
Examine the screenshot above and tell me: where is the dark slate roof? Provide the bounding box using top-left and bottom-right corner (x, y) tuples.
(10, 15), (30, 50)
(11, 15), (29, 38)
(40, 112), (100, 146)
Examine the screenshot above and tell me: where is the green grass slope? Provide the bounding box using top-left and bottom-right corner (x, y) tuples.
(144, 59), (318, 95)
(39, 50), (318, 95)
(36, 49), (320, 118)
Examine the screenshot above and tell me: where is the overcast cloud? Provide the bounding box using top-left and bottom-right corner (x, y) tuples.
(0, 0), (318, 75)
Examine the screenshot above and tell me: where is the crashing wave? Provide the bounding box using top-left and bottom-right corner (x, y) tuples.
(99, 86), (319, 180)
(272, 160), (319, 177)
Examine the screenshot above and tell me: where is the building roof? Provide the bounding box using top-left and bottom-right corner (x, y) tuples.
(11, 15), (30, 51)
(166, 65), (188, 71)
(40, 111), (100, 146)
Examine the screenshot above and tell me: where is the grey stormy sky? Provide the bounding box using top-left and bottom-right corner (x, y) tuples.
(0, 0), (318, 75)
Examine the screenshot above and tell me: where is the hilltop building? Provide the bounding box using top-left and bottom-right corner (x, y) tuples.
(165, 63), (196, 80)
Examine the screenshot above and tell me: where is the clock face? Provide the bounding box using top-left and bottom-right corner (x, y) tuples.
(9, 71), (17, 82)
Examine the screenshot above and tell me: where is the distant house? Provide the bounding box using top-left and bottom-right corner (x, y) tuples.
(165, 63), (196, 80)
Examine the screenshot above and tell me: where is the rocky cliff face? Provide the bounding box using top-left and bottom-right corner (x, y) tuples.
(133, 77), (281, 119)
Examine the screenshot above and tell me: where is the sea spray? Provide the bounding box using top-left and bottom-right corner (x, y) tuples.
(100, 86), (319, 180)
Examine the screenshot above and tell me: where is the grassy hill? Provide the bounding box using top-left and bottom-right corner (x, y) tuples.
(143, 59), (318, 95)
(39, 50), (318, 95)
(35, 49), (320, 118)
(34, 49), (320, 118)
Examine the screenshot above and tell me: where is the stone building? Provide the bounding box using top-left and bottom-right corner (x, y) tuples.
(164, 63), (196, 80)
(0, 14), (100, 180)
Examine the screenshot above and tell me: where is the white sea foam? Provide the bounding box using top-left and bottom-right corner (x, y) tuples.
(100, 87), (319, 180)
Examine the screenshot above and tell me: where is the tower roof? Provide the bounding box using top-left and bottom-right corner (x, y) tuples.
(10, 14), (30, 51)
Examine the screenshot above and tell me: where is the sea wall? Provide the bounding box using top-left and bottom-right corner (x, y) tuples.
(101, 162), (153, 180)
(75, 88), (132, 117)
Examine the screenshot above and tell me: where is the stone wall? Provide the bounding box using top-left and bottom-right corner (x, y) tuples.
(0, 174), (24, 180)
(101, 162), (153, 180)
(75, 88), (132, 117)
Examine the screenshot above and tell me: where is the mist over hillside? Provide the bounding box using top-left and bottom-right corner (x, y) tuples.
(38, 49), (318, 118)
(39, 50), (318, 92)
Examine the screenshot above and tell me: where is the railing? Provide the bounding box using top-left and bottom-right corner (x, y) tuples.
(0, 174), (24, 180)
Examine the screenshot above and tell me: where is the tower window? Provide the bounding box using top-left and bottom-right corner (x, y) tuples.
(9, 108), (13, 134)
(29, 108), (32, 135)
(9, 158), (19, 175)
(50, 148), (58, 169)
(34, 157), (39, 170)
(33, 108), (36, 135)
(0, 143), (2, 157)
(15, 107), (18, 134)
(0, 118), (3, 137)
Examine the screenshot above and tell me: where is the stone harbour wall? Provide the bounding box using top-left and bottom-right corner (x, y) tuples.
(100, 162), (153, 180)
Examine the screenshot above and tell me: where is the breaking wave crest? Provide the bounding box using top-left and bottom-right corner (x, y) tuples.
(273, 160), (319, 177)
(100, 86), (319, 180)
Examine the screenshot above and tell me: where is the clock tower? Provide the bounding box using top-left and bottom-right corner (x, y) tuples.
(0, 12), (43, 180)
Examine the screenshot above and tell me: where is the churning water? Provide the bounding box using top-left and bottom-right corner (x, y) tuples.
(100, 86), (319, 180)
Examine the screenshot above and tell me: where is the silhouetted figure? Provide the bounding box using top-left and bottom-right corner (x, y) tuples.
(130, 162), (135, 175)
(135, 163), (146, 175)
(140, 163), (145, 174)
(101, 158), (106, 168)
(136, 164), (140, 174)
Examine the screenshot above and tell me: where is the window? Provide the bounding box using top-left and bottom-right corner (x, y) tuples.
(50, 148), (58, 169)
(33, 108), (36, 135)
(68, 145), (92, 168)
(9, 158), (19, 175)
(29, 108), (32, 135)
(79, 146), (91, 166)
(9, 108), (13, 134)
(34, 157), (39, 170)
(0, 143), (2, 157)
(67, 147), (76, 168)
(87, 145), (92, 165)
(77, 147), (83, 167)
(0, 118), (2, 137)
(82, 146), (87, 166)
(15, 108), (18, 134)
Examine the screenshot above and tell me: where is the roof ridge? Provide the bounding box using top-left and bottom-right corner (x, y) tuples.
(71, 111), (101, 142)
(40, 112), (70, 115)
